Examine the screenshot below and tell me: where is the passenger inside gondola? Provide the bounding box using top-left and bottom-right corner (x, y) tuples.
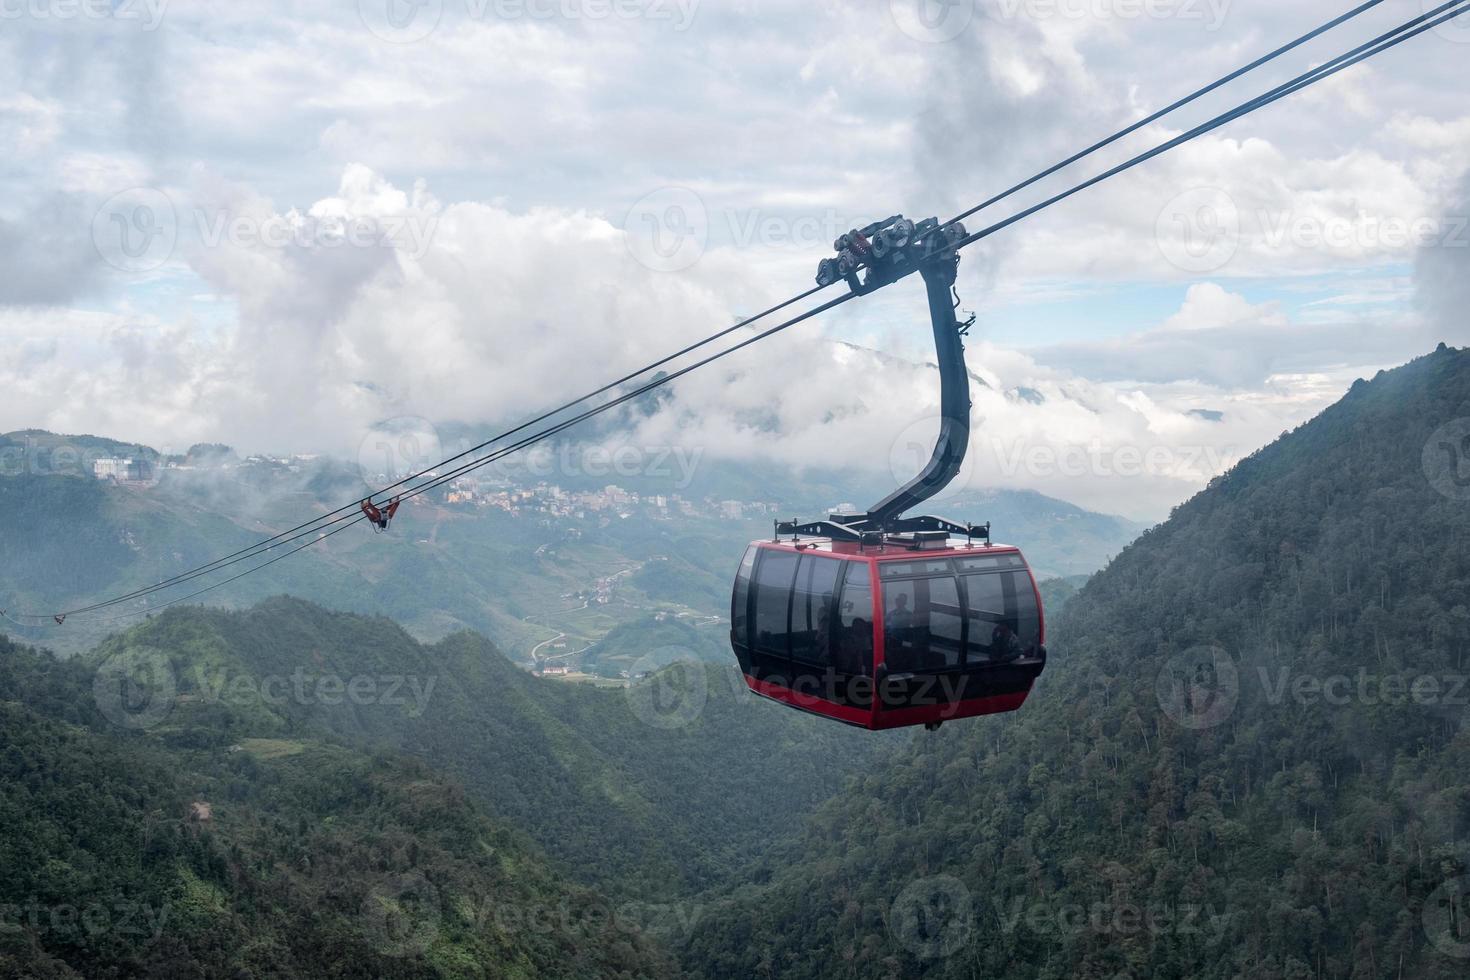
(990, 621), (1022, 661)
(886, 593), (914, 632)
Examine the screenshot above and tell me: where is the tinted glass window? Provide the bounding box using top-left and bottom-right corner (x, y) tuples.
(880, 559), (953, 580)
(883, 574), (963, 673)
(731, 545), (756, 647)
(1006, 570), (1042, 653)
(966, 571), (1006, 617)
(790, 555), (841, 667)
(962, 571), (1039, 662)
(752, 551), (798, 656)
(835, 563), (874, 677)
(925, 576), (964, 669)
(956, 554), (1024, 572)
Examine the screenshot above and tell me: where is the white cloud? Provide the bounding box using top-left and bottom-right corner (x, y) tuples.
(4, 1), (1470, 522)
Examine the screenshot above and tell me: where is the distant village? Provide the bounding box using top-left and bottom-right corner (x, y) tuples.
(86, 450), (791, 524)
(438, 477), (785, 524)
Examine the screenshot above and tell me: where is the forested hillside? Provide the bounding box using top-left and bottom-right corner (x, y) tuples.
(0, 633), (675, 979)
(682, 345), (1470, 979)
(81, 599), (890, 898)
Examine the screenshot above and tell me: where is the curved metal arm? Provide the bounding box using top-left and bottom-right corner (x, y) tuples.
(865, 254), (970, 527)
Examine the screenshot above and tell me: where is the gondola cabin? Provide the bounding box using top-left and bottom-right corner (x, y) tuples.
(729, 215), (1046, 730)
(730, 538), (1046, 730)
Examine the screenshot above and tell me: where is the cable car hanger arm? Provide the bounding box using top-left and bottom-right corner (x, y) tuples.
(782, 220), (984, 546)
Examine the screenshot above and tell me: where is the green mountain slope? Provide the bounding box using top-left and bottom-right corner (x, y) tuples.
(0, 633), (675, 979)
(681, 345), (1470, 979)
(80, 598), (893, 900)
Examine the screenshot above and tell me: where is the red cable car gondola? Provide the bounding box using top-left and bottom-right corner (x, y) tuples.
(729, 216), (1047, 730)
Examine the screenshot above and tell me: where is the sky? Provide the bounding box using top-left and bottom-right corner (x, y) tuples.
(1, 0), (1467, 521)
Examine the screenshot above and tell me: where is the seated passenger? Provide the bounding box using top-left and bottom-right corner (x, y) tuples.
(886, 593), (914, 635)
(814, 607), (833, 666)
(990, 622), (1022, 661)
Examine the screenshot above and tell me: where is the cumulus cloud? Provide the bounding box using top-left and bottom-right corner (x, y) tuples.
(1028, 282), (1442, 388)
(0, 163), (1329, 520)
(3, 2), (1469, 522)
